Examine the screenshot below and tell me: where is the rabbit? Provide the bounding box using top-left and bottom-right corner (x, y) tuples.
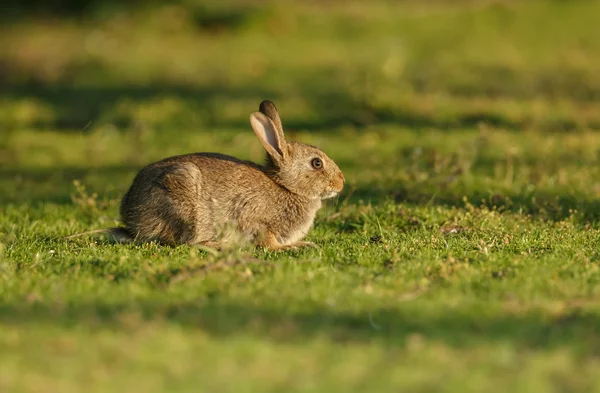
(108, 100), (345, 250)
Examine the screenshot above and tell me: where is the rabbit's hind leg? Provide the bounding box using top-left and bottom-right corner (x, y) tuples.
(159, 162), (213, 245)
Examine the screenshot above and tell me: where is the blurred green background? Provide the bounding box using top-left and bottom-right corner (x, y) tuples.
(3, 0), (599, 133)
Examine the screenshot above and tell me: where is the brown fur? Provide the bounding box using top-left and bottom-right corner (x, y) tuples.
(112, 100), (345, 250)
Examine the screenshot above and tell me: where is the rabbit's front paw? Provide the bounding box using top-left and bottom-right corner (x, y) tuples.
(277, 241), (318, 251)
(293, 241), (318, 249)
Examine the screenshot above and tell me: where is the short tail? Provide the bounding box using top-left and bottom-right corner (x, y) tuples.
(65, 227), (134, 243)
(107, 227), (134, 243)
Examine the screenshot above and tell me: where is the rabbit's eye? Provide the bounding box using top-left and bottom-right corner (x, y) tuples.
(311, 157), (323, 169)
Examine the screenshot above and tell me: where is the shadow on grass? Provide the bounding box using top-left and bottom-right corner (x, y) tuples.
(1, 83), (278, 130)
(3, 81), (578, 133)
(0, 164), (140, 205)
(0, 300), (598, 351)
(3, 0), (265, 34)
(348, 183), (600, 224)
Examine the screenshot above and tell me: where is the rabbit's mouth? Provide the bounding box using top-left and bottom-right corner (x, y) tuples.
(321, 190), (339, 199)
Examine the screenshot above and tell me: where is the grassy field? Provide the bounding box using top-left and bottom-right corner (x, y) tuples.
(2, 0), (600, 391)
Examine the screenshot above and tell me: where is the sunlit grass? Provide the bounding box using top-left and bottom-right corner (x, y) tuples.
(2, 1), (600, 392)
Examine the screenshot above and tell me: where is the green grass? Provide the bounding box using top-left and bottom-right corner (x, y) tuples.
(2, 1), (600, 392)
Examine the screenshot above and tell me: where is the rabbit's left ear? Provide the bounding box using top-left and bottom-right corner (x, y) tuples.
(250, 112), (287, 163)
(259, 100), (284, 135)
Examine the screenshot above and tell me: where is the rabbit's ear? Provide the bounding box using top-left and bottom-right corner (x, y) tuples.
(250, 112), (287, 162)
(259, 100), (284, 135)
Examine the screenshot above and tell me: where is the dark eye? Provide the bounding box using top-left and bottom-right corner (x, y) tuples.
(311, 157), (323, 169)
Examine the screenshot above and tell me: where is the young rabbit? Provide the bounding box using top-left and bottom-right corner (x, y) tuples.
(110, 100), (345, 250)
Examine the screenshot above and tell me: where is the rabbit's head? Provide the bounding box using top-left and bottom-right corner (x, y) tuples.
(250, 100), (345, 200)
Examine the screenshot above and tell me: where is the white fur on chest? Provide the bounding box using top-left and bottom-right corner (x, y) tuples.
(281, 217), (314, 245)
(279, 201), (321, 245)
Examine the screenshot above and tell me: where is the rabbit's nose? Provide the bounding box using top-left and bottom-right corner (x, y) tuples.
(333, 172), (345, 191)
